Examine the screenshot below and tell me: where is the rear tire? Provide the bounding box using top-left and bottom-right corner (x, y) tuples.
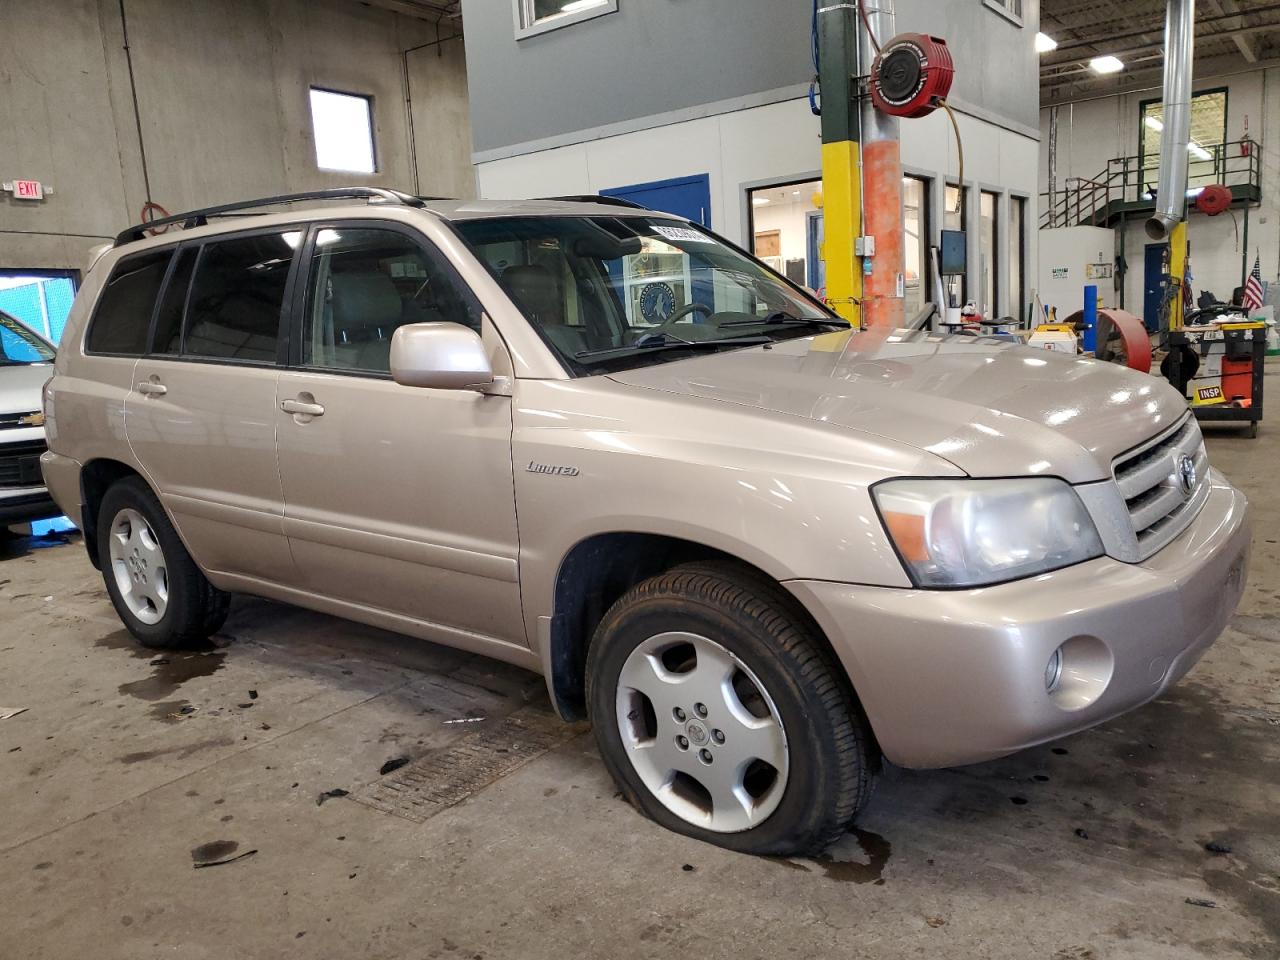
(97, 477), (229, 649)
(586, 563), (878, 856)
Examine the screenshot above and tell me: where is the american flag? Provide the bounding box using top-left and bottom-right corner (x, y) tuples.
(1242, 254), (1265, 312)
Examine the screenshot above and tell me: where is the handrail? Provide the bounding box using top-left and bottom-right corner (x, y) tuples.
(1040, 138), (1260, 229)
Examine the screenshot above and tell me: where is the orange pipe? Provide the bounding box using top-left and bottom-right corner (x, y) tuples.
(861, 139), (906, 328)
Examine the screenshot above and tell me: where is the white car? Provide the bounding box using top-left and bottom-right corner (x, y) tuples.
(0, 310), (58, 525)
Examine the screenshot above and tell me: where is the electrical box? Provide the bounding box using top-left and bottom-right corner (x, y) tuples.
(940, 230), (966, 275)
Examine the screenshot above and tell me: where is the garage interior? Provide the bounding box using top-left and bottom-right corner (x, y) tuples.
(2, 1), (1279, 957)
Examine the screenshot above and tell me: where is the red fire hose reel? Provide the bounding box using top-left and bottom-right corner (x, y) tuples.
(869, 33), (955, 119)
(1195, 184), (1233, 216)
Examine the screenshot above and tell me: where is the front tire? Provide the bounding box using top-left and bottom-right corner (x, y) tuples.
(97, 477), (229, 649)
(586, 563), (878, 856)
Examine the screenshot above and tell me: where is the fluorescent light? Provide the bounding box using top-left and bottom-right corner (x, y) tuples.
(1145, 116), (1164, 132)
(1187, 187), (1205, 198)
(1089, 55), (1124, 74)
(560, 0), (602, 11)
(1188, 142), (1212, 160)
(792, 190), (801, 196)
(752, 197), (771, 206)
(1035, 32), (1058, 53)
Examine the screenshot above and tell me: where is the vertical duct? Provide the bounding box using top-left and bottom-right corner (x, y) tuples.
(1146, 0), (1196, 241)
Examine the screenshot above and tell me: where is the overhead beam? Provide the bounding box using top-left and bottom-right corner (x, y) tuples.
(1042, 51), (1280, 100)
(1044, 2), (1280, 56)
(1042, 21), (1280, 76)
(1212, 0), (1260, 62)
(358, 0), (460, 21)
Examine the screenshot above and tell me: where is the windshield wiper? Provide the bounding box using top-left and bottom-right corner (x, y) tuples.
(718, 311), (849, 329)
(575, 333), (771, 362)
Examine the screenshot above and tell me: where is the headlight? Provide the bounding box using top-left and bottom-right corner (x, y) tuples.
(873, 477), (1104, 588)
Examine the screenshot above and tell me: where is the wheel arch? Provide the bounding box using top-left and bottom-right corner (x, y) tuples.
(79, 458), (148, 569)
(543, 531), (865, 731)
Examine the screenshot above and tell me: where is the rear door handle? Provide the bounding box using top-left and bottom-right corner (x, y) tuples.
(136, 381), (167, 396)
(281, 398), (325, 417)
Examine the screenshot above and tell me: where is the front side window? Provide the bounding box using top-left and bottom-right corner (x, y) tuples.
(184, 231), (299, 363)
(301, 226), (482, 374)
(515, 0), (617, 38)
(455, 215), (847, 377)
(0, 310), (55, 364)
(85, 250), (172, 356)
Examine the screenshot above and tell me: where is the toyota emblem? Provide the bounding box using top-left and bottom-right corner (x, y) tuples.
(1176, 454), (1197, 496)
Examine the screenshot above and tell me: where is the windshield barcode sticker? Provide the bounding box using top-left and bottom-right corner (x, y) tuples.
(652, 225), (711, 244)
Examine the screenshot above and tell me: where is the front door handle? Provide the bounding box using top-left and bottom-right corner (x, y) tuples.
(281, 397), (325, 417)
(136, 381), (167, 396)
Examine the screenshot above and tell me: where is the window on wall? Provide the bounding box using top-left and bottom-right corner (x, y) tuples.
(903, 176), (930, 321)
(747, 180), (823, 290)
(980, 191), (1000, 318)
(1009, 196), (1027, 324)
(944, 184), (968, 306)
(1140, 89), (1227, 188)
(982, 0), (1023, 25)
(309, 88), (376, 174)
(515, 0), (617, 38)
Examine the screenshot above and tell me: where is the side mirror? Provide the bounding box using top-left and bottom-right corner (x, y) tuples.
(390, 323), (494, 390)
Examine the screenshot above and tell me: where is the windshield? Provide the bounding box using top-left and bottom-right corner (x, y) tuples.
(454, 215), (847, 375)
(0, 311), (55, 365)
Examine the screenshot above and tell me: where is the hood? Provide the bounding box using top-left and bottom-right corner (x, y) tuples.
(607, 330), (1187, 483)
(0, 362), (53, 416)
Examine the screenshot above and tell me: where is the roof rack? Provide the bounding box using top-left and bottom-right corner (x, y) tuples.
(113, 187), (427, 247)
(538, 194), (649, 210)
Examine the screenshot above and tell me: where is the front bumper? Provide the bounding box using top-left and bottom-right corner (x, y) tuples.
(787, 469), (1251, 769)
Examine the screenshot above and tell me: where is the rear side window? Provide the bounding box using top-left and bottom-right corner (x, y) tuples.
(85, 250), (172, 355)
(151, 247), (197, 355)
(184, 231), (299, 363)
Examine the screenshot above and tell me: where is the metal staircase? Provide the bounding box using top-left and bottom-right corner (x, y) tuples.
(1040, 138), (1261, 230)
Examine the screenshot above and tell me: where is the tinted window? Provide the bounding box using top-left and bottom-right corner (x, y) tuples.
(302, 226), (481, 374)
(86, 250), (172, 355)
(151, 247), (197, 355)
(184, 231), (299, 362)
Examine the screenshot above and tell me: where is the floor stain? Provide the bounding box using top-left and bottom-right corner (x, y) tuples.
(774, 828), (893, 883)
(120, 737), (235, 764)
(191, 840), (238, 863)
(95, 630), (226, 708)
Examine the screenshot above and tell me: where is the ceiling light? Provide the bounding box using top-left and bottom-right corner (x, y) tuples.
(752, 197), (771, 206)
(792, 190), (801, 196)
(1188, 142), (1212, 161)
(1089, 56), (1124, 74)
(1035, 32), (1058, 53)
(1145, 116), (1164, 132)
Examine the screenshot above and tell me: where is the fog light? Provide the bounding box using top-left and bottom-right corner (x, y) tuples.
(1044, 648), (1064, 693)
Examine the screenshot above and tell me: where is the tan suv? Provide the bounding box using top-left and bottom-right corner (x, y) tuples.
(41, 188), (1251, 855)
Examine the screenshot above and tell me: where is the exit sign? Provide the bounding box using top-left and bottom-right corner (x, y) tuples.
(9, 179), (44, 200)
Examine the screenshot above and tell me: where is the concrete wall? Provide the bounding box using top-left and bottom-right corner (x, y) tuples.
(1040, 66), (1280, 315)
(0, 0), (473, 274)
(462, 0), (1041, 160)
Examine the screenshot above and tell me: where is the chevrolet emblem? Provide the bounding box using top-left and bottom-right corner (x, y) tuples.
(17, 411), (45, 427)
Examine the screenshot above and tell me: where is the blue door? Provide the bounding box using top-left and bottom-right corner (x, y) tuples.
(1143, 243), (1168, 333)
(601, 174), (711, 226)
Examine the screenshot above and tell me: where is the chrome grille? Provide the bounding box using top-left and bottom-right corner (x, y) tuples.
(0, 439), (47, 489)
(1112, 414), (1209, 559)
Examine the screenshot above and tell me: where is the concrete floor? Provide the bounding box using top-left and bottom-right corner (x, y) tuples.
(2, 423), (1279, 959)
